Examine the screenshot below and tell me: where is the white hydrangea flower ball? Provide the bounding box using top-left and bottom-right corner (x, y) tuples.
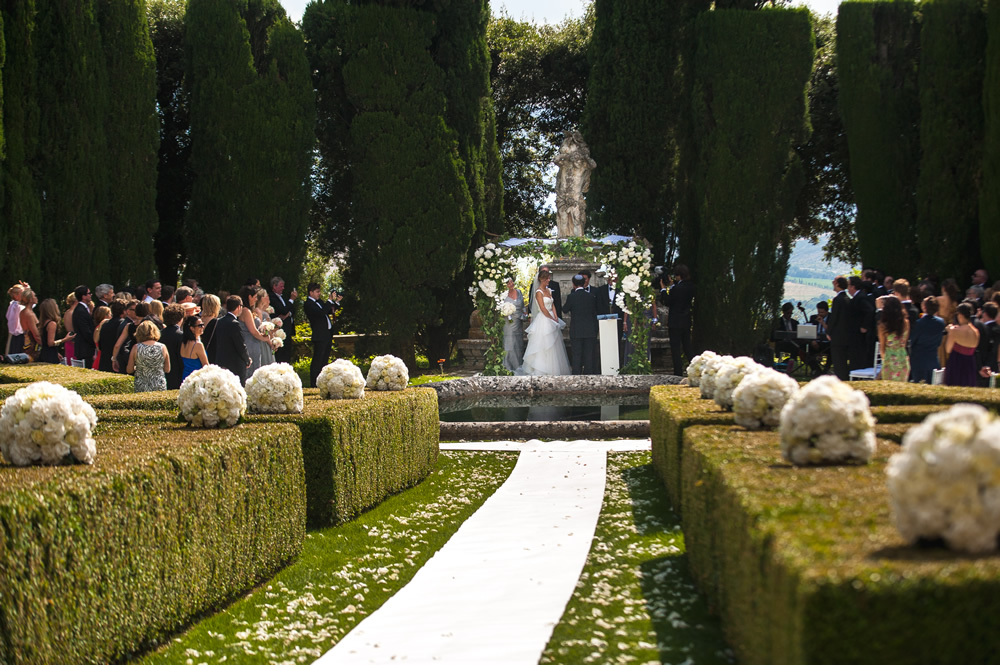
(178, 364), (247, 428)
(887, 404), (1000, 553)
(317, 359), (366, 399)
(245, 363), (304, 414)
(779, 375), (875, 465)
(686, 350), (718, 387)
(366, 355), (409, 391)
(699, 354), (734, 400)
(732, 368), (800, 430)
(712, 356), (764, 410)
(0, 382), (98, 466)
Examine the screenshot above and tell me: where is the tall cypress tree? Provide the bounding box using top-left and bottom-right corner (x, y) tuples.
(0, 0), (42, 290)
(689, 8), (814, 355)
(837, 0), (921, 277)
(0, 7), (6, 274)
(981, 0), (1000, 279)
(34, 0), (111, 295)
(98, 0), (160, 287)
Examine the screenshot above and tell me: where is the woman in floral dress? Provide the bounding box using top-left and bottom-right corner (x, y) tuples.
(877, 296), (910, 381)
(127, 320), (169, 392)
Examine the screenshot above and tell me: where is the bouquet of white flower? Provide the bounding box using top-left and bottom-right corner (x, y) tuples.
(686, 351), (718, 387)
(0, 382), (98, 466)
(271, 337), (284, 349)
(178, 364), (247, 428)
(732, 368), (800, 430)
(500, 301), (516, 319)
(317, 359), (366, 399)
(273, 328), (287, 341)
(258, 320), (276, 336)
(887, 404), (1000, 553)
(699, 354), (734, 400)
(779, 375), (875, 465)
(366, 354), (409, 391)
(712, 356), (763, 410)
(245, 362), (303, 414)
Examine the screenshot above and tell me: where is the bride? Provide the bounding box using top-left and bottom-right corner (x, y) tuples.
(517, 269), (572, 376)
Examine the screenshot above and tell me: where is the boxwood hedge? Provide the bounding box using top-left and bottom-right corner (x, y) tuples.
(0, 364), (133, 397)
(0, 421), (306, 665)
(680, 425), (1000, 665)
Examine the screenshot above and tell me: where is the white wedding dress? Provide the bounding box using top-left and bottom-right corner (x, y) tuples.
(517, 290), (572, 376)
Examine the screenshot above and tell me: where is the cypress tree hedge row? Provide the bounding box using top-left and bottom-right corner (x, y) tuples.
(982, 0), (1000, 279)
(687, 8), (813, 356)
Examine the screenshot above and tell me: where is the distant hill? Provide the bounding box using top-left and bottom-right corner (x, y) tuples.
(782, 235), (858, 316)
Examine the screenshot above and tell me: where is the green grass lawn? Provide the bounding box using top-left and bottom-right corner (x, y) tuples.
(132, 451), (518, 664)
(541, 452), (734, 665)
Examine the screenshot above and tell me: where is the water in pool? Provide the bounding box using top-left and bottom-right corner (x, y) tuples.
(438, 393), (649, 422)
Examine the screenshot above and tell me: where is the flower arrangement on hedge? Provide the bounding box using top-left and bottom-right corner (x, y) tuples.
(712, 356), (764, 410)
(0, 382), (98, 466)
(887, 404), (1000, 553)
(686, 351), (718, 387)
(245, 363), (303, 414)
(317, 359), (366, 399)
(779, 375), (876, 466)
(178, 365), (247, 428)
(366, 354), (408, 391)
(732, 367), (800, 430)
(699, 354), (734, 400)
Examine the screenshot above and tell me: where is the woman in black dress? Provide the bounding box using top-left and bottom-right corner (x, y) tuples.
(37, 298), (74, 364)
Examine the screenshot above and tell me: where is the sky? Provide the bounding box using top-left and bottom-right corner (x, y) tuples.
(281, 0), (843, 25)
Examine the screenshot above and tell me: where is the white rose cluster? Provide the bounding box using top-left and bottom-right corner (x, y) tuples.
(317, 359), (366, 399)
(686, 351), (718, 387)
(366, 354), (409, 391)
(712, 356), (765, 410)
(887, 404), (1000, 553)
(732, 368), (800, 430)
(603, 241), (651, 316)
(0, 382), (98, 466)
(500, 301), (516, 319)
(178, 364), (247, 428)
(245, 363), (303, 414)
(778, 375), (875, 466)
(699, 354), (734, 399)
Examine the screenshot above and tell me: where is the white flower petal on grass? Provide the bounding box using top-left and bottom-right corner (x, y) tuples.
(317, 359), (366, 400)
(778, 375), (875, 465)
(246, 363), (304, 414)
(0, 382), (98, 466)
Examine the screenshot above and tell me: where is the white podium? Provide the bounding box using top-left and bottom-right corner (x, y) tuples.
(599, 317), (620, 375)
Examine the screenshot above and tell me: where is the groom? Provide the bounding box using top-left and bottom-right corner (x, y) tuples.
(563, 274), (598, 375)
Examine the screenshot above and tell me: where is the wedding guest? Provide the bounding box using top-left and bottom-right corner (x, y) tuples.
(268, 276), (297, 363)
(147, 299), (165, 329)
(98, 300), (127, 372)
(828, 276), (851, 380)
(113, 301), (147, 373)
(143, 278), (162, 303)
(305, 282), (337, 387)
(127, 320), (169, 392)
(663, 264), (695, 375)
(237, 286), (274, 378)
(38, 298), (73, 364)
(876, 296), (909, 382)
(200, 294), (222, 364)
(847, 276), (875, 370)
(72, 285), (96, 368)
(91, 305), (111, 370)
(179, 315), (209, 383)
(216, 296), (251, 385)
(891, 279), (920, 326)
(6, 283), (24, 355)
(501, 277), (526, 372)
(944, 302), (980, 387)
(160, 284), (176, 304)
(253, 290), (276, 368)
(94, 284), (114, 309)
(978, 301), (1000, 383)
(161, 304), (186, 389)
(18, 289), (41, 360)
(806, 301), (831, 376)
(174, 286), (195, 305)
(63, 292), (77, 363)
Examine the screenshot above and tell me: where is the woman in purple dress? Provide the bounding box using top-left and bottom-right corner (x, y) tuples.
(944, 302), (980, 387)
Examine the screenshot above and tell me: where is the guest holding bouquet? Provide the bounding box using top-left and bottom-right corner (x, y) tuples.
(237, 286), (275, 378)
(501, 277), (526, 372)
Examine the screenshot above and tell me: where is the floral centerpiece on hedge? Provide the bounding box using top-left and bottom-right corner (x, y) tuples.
(699, 354), (734, 400)
(366, 354), (408, 391)
(779, 375), (875, 465)
(0, 382), (98, 466)
(317, 359), (366, 399)
(887, 404), (1000, 553)
(178, 365), (247, 428)
(686, 351), (718, 387)
(732, 368), (800, 430)
(712, 356), (764, 410)
(245, 363), (303, 414)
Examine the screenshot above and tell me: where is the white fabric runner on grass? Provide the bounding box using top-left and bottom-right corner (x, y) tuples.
(314, 439), (640, 664)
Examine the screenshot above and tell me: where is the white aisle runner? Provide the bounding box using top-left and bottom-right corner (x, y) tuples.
(314, 441), (630, 664)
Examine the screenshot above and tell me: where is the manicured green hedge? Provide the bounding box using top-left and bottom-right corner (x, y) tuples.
(0, 421), (306, 665)
(0, 364), (133, 397)
(680, 425), (1000, 665)
(856, 380), (1000, 407)
(85, 390), (179, 411)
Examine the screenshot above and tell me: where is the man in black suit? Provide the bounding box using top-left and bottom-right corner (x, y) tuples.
(827, 276), (851, 380)
(663, 264), (695, 376)
(806, 301), (831, 375)
(304, 282), (339, 387)
(72, 285), (96, 368)
(581, 270), (602, 371)
(539, 264), (562, 319)
(216, 296), (251, 385)
(847, 275), (876, 371)
(268, 276), (298, 364)
(95, 284), (114, 310)
(596, 274), (624, 367)
(892, 279), (920, 326)
(160, 304), (186, 389)
(978, 301), (1000, 383)
(563, 275), (598, 375)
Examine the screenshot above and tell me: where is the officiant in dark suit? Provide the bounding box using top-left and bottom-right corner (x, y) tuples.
(305, 282), (338, 387)
(563, 275), (598, 375)
(216, 296), (251, 385)
(72, 285), (96, 368)
(268, 276), (297, 364)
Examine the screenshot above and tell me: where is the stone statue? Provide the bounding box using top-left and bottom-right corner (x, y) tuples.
(554, 130), (596, 238)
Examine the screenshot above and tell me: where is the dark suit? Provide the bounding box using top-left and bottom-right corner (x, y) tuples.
(549, 280), (563, 319)
(806, 313), (831, 372)
(161, 324), (184, 390)
(901, 300), (920, 327)
(847, 292), (875, 370)
(827, 291), (850, 380)
(910, 315), (946, 383)
(215, 312), (251, 385)
(305, 296), (334, 387)
(984, 320), (1000, 375)
(596, 284), (624, 366)
(269, 290), (296, 363)
(664, 279), (695, 375)
(563, 287), (598, 375)
(771, 315), (800, 360)
(97, 316), (121, 372)
(72, 302), (96, 368)
(974, 319), (991, 386)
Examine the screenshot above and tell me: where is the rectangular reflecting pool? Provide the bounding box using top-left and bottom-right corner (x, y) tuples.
(438, 393), (650, 422)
